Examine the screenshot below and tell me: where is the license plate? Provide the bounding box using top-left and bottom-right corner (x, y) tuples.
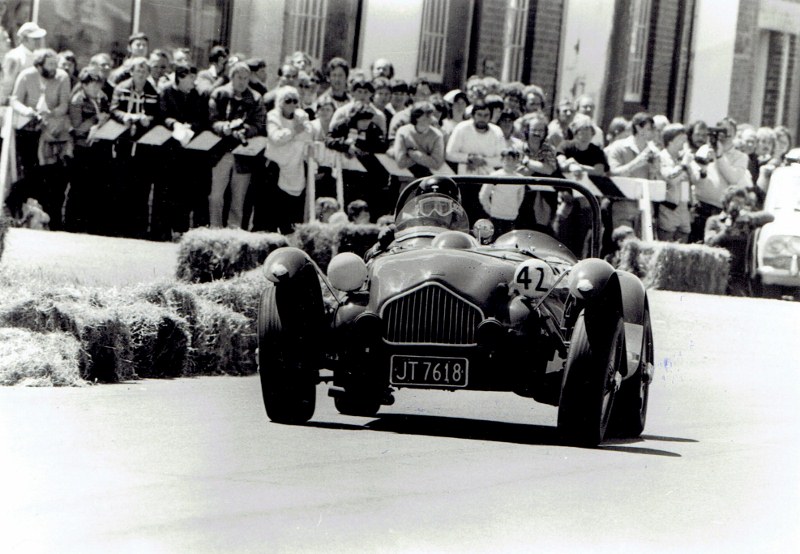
(390, 355), (468, 387)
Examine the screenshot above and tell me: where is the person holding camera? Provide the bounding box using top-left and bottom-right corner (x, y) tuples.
(605, 111), (661, 235)
(689, 116), (752, 243)
(704, 185), (773, 296)
(208, 61), (265, 229)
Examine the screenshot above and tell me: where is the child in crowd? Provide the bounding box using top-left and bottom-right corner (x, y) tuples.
(479, 147), (525, 237)
(346, 199), (371, 224)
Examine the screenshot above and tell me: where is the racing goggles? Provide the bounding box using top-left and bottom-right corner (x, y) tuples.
(417, 197), (455, 217)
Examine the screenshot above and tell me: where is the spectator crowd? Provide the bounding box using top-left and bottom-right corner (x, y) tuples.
(0, 21), (793, 293)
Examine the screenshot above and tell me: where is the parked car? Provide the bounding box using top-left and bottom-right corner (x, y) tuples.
(750, 165), (800, 298)
(257, 175), (654, 446)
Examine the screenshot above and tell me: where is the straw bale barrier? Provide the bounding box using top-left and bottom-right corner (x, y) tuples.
(176, 228), (288, 283)
(618, 239), (730, 295)
(0, 328), (84, 386)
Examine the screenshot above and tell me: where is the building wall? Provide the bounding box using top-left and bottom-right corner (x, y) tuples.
(230, 0), (285, 89)
(529, 0), (565, 111)
(728, 0), (760, 124)
(646, 0), (682, 116)
(359, 0), (425, 82)
(475, 0), (507, 79)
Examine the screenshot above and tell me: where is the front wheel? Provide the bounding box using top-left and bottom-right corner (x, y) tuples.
(557, 310), (625, 446)
(257, 285), (318, 424)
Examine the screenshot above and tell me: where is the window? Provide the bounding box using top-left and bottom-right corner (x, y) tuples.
(417, 0), (450, 81)
(761, 31), (797, 127)
(501, 0), (530, 82)
(286, 0), (328, 66)
(624, 0), (652, 103)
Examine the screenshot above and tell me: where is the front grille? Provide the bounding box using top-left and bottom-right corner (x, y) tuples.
(382, 283), (483, 345)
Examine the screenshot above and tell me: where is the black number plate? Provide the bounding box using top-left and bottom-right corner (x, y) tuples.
(390, 355), (468, 388)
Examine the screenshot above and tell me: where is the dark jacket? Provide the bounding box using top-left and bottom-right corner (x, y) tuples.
(326, 118), (388, 155)
(69, 88), (110, 148)
(110, 78), (161, 140)
(160, 84), (208, 134)
(208, 83), (266, 154)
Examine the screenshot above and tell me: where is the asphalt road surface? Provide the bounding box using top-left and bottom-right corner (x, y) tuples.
(2, 290), (798, 553)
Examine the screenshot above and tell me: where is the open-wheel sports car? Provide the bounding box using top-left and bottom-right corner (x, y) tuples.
(257, 175), (654, 446)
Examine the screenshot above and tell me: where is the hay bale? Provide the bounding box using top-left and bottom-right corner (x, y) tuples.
(289, 221), (339, 271)
(0, 328), (84, 386)
(617, 239), (657, 280)
(0, 292), (134, 382)
(0, 214), (9, 262)
(648, 242), (730, 294)
(336, 223), (381, 259)
(115, 301), (191, 379)
(176, 228), (288, 283)
(190, 298), (256, 375)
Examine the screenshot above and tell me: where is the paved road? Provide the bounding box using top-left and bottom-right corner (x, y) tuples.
(2, 291), (799, 553)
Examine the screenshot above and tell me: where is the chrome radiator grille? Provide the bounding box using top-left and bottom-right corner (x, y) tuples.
(382, 283), (483, 345)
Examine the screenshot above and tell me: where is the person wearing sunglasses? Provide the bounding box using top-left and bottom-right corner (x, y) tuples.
(262, 86), (312, 234)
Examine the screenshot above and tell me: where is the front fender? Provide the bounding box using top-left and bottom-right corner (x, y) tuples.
(568, 258), (616, 300)
(264, 247), (317, 284)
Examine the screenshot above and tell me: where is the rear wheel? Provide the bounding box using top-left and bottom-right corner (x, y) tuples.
(557, 310), (625, 447)
(609, 309), (653, 438)
(257, 278), (321, 424)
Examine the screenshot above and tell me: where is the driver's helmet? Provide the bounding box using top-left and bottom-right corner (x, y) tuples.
(395, 177), (469, 232)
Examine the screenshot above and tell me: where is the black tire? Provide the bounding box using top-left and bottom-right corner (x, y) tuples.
(257, 281), (319, 424)
(608, 308), (653, 438)
(334, 392), (381, 417)
(557, 310), (625, 447)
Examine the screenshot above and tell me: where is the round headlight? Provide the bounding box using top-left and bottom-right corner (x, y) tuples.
(327, 252), (368, 292)
(510, 259), (556, 299)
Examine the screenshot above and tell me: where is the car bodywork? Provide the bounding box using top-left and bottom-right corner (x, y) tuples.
(257, 176), (654, 446)
(751, 165), (800, 295)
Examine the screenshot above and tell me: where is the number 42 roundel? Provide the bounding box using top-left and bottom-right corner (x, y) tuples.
(511, 259), (558, 298)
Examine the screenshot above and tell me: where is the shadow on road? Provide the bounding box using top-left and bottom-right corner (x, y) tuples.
(306, 414), (687, 457)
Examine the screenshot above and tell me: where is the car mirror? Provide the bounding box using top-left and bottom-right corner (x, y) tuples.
(472, 219), (494, 244)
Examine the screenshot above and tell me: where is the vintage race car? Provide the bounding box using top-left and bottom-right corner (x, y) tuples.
(257, 175), (654, 446)
(750, 164), (800, 298)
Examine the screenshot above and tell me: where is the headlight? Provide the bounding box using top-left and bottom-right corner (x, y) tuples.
(327, 252), (368, 292)
(510, 259), (557, 299)
(763, 235), (800, 270)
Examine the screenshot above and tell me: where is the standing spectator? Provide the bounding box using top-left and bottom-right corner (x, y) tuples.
(479, 147), (525, 237)
(558, 113), (609, 177)
(325, 103), (388, 213)
(309, 98), (336, 199)
(0, 2), (11, 65)
(246, 58), (268, 96)
(689, 117), (752, 243)
(605, 111), (661, 235)
(687, 120), (709, 153)
(147, 49), (171, 91)
(652, 114), (670, 149)
(109, 32), (149, 85)
(88, 52), (115, 101)
(755, 126), (775, 165)
(465, 76), (487, 104)
(57, 50), (79, 90)
(347, 199), (371, 223)
(523, 85), (546, 115)
(370, 58), (394, 80)
(316, 57), (350, 110)
(66, 65), (110, 234)
(159, 64), (210, 236)
(371, 76), (392, 123)
(110, 56), (161, 238)
(496, 110), (525, 153)
(773, 126), (793, 165)
(393, 101), (445, 178)
(605, 116), (631, 145)
(516, 113), (560, 237)
(657, 123), (694, 243)
(501, 83), (525, 117)
(445, 100), (505, 221)
(262, 86), (312, 234)
(298, 70), (322, 117)
(329, 78), (386, 136)
(287, 51), (313, 74)
(547, 98), (575, 149)
(704, 185), (774, 296)
(8, 47), (71, 229)
(574, 94), (604, 147)
(0, 21), (46, 105)
(441, 89), (468, 143)
(387, 77), (433, 143)
(207, 61), (265, 229)
(387, 79), (409, 117)
(196, 45), (228, 97)
(262, 62), (300, 112)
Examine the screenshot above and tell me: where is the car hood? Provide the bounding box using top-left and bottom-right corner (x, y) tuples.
(758, 210), (800, 243)
(368, 248), (520, 310)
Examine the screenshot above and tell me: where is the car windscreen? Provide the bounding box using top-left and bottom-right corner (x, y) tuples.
(395, 193), (470, 232)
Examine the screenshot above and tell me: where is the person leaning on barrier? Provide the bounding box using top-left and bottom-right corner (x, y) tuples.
(393, 101), (445, 179)
(207, 61), (265, 229)
(704, 185), (773, 296)
(158, 63), (210, 237)
(66, 65), (110, 234)
(110, 55), (161, 239)
(0, 21), (46, 106)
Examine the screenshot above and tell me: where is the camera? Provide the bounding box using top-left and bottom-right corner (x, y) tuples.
(706, 126), (727, 150)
